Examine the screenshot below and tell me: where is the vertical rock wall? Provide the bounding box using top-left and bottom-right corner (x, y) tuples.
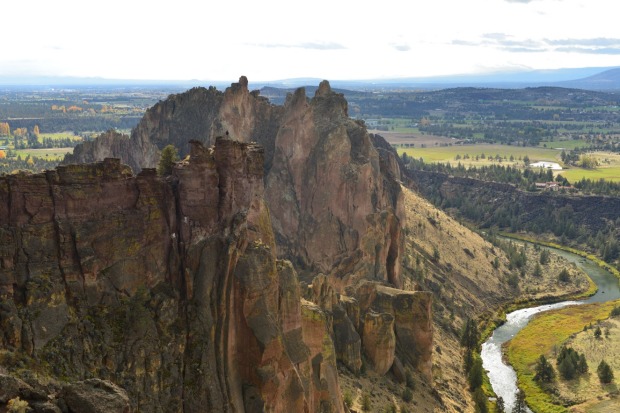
(0, 140), (343, 413)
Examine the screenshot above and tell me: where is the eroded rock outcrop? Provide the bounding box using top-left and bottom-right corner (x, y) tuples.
(265, 81), (404, 288)
(362, 311), (396, 375)
(50, 77), (435, 409)
(61, 379), (131, 413)
(357, 282), (433, 380)
(0, 140), (343, 413)
(64, 78), (405, 291)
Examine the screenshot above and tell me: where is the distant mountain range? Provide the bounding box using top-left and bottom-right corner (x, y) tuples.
(2, 66), (620, 91)
(257, 67), (620, 91)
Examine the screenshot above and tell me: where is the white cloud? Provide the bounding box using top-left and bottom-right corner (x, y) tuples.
(2, 0), (619, 81)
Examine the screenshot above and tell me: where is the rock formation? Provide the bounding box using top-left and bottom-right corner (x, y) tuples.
(0, 139), (344, 412)
(65, 77), (405, 291)
(10, 77), (436, 411)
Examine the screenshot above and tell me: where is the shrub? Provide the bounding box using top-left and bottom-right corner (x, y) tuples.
(402, 387), (413, 402)
(361, 393), (371, 412)
(597, 360), (614, 384)
(405, 370), (415, 390)
(343, 390), (353, 408)
(7, 397), (29, 413)
(384, 402), (397, 413)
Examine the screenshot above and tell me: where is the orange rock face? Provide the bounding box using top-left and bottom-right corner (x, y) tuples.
(362, 311), (396, 375)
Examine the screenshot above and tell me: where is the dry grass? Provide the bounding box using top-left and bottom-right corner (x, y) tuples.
(560, 317), (620, 412)
(506, 301), (620, 413)
(397, 187), (592, 412)
(335, 185), (598, 413)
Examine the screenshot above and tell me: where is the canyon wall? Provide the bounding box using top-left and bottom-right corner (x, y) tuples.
(12, 78), (440, 411)
(0, 140), (344, 413)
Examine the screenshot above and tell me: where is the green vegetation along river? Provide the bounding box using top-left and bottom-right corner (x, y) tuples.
(481, 245), (620, 412)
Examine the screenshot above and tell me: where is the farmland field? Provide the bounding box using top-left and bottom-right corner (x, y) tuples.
(395, 141), (562, 168)
(559, 166), (620, 182)
(15, 147), (73, 161)
(558, 152), (620, 182)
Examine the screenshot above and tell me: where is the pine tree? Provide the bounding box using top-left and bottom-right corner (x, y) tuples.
(597, 360), (614, 384)
(468, 357), (484, 390)
(534, 355), (555, 383)
(558, 356), (576, 380)
(495, 397), (505, 413)
(495, 396), (506, 413)
(594, 326), (602, 339)
(512, 390), (526, 413)
(577, 354), (588, 374)
(460, 318), (479, 351)
(157, 145), (179, 176)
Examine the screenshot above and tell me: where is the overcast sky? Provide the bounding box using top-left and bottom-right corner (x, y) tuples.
(3, 0), (619, 82)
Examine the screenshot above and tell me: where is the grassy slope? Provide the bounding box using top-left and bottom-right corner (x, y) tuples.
(386, 187), (595, 412)
(338, 185), (601, 413)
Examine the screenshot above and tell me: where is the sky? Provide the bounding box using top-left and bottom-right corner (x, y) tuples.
(3, 0), (620, 82)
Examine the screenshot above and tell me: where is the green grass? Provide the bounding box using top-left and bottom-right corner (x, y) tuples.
(366, 117), (419, 133)
(15, 148), (73, 160)
(506, 300), (620, 413)
(559, 166), (620, 183)
(38, 132), (82, 141)
(538, 140), (586, 150)
(398, 144), (562, 165)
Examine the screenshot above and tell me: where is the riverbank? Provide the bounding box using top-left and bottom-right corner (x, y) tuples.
(479, 236), (599, 343)
(506, 300), (620, 412)
(499, 232), (620, 281)
(481, 238), (620, 412)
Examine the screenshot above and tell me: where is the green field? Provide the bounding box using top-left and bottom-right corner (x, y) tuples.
(538, 139), (587, 150)
(15, 147), (73, 161)
(559, 167), (620, 182)
(398, 144), (562, 166)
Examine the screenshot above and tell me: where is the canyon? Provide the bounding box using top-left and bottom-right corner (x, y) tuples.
(0, 77), (594, 412)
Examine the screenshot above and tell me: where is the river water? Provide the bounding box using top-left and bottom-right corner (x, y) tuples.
(480, 245), (620, 412)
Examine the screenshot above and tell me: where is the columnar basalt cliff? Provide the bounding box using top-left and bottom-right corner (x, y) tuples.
(0, 140), (345, 413)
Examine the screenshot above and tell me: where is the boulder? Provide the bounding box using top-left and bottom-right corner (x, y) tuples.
(61, 379), (131, 413)
(0, 374), (33, 403)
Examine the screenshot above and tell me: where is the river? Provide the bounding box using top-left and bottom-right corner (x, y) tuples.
(480, 245), (620, 412)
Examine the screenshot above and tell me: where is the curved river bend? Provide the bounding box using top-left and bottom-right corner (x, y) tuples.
(480, 246), (620, 412)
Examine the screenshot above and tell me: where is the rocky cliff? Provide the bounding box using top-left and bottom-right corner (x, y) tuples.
(65, 77), (405, 291)
(0, 140), (345, 412)
(63, 77), (282, 175)
(27, 78), (438, 412)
